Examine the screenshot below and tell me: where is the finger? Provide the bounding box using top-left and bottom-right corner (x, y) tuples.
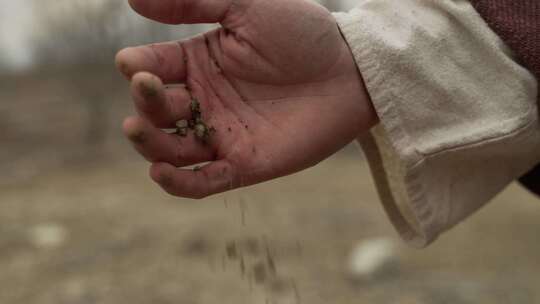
(150, 160), (238, 199)
(131, 72), (192, 128)
(123, 116), (215, 167)
(128, 0), (234, 25)
(115, 41), (187, 82)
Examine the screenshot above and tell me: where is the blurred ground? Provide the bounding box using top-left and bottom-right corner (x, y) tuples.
(1, 69), (540, 304)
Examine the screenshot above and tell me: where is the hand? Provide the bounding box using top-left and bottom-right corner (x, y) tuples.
(116, 0), (377, 199)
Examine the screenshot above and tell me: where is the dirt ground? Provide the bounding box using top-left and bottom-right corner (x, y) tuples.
(1, 149), (540, 304)
(1, 71), (540, 304)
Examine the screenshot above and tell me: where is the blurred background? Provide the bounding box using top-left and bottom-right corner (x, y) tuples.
(1, 1), (539, 303)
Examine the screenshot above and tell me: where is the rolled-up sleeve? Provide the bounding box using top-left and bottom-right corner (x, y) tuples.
(333, 0), (540, 247)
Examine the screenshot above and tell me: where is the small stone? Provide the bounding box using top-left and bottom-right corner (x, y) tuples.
(347, 237), (399, 281)
(177, 128), (188, 137)
(29, 223), (68, 249)
(190, 99), (201, 115)
(185, 98), (214, 143)
(194, 123), (208, 140)
(176, 120), (188, 129)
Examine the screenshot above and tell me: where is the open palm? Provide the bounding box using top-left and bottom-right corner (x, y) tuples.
(117, 0), (376, 198)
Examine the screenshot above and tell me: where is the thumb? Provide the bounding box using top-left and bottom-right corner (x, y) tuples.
(128, 0), (235, 25)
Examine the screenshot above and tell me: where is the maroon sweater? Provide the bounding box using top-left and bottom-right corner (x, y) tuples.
(470, 1), (540, 196)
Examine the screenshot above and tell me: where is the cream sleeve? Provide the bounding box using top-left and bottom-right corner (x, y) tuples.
(333, 0), (540, 247)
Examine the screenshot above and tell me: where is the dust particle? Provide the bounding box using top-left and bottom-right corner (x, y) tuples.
(240, 255), (246, 277)
(253, 261), (267, 284)
(181, 236), (211, 257)
(292, 279), (301, 304)
(243, 237), (261, 256)
(267, 249), (277, 275)
(226, 241), (238, 260)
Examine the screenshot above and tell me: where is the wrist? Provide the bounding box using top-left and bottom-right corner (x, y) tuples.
(333, 13), (379, 135)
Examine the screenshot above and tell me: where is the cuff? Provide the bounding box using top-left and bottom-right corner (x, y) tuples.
(334, 0), (540, 247)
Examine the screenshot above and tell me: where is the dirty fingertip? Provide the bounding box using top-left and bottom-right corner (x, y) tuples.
(123, 116), (148, 144)
(132, 72), (164, 100)
(115, 47), (137, 79)
(150, 162), (175, 187)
